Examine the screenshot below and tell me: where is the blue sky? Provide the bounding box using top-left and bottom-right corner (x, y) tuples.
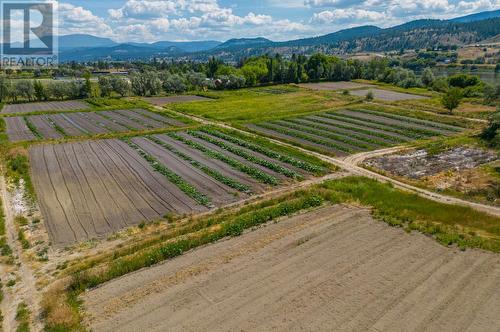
(56, 0), (500, 42)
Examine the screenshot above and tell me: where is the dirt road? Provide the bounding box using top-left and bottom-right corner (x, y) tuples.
(167, 108), (500, 217)
(83, 205), (500, 332)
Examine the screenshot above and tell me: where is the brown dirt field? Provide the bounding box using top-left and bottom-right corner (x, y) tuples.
(115, 109), (166, 129)
(64, 113), (111, 134)
(101, 111), (149, 130)
(2, 100), (90, 114)
(29, 116), (63, 139)
(83, 205), (500, 332)
(144, 95), (211, 106)
(29, 140), (204, 247)
(350, 89), (429, 101)
(132, 109), (184, 126)
(83, 112), (129, 132)
(48, 114), (87, 136)
(298, 82), (375, 91)
(5, 117), (37, 142)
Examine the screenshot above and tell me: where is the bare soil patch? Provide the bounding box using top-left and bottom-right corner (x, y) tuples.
(298, 82), (374, 91)
(2, 101), (90, 114)
(350, 89), (429, 101)
(83, 205), (500, 332)
(144, 95), (210, 106)
(364, 147), (497, 179)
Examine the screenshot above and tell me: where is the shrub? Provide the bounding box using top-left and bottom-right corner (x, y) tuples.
(365, 90), (374, 101)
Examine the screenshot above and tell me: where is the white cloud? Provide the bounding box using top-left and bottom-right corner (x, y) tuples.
(58, 3), (114, 36)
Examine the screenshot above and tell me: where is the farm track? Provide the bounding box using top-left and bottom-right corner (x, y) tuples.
(0, 174), (42, 332)
(168, 107), (500, 217)
(83, 205), (500, 332)
(2, 100), (90, 114)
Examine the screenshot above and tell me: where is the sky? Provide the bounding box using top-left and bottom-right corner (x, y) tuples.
(55, 0), (500, 43)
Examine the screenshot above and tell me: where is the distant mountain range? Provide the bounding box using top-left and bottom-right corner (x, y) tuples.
(57, 9), (500, 62)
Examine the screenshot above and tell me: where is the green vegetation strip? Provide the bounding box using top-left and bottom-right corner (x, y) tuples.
(256, 122), (354, 154)
(330, 111), (441, 137)
(355, 109), (463, 132)
(320, 113), (423, 140)
(187, 130), (303, 180)
(123, 138), (212, 207)
(168, 132), (279, 186)
(16, 302), (30, 332)
(70, 194), (324, 291)
(274, 120), (373, 150)
(199, 127), (325, 174)
(147, 136), (251, 194)
(47, 117), (68, 138)
(286, 118), (392, 147)
(23, 117), (42, 139)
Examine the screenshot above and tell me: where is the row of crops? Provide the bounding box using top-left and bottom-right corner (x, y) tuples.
(248, 109), (465, 156)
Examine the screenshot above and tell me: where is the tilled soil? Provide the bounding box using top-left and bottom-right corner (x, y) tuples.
(298, 82), (375, 90)
(144, 95), (210, 106)
(29, 140), (205, 246)
(350, 88), (429, 101)
(6, 109), (183, 142)
(2, 100), (90, 114)
(83, 205), (500, 332)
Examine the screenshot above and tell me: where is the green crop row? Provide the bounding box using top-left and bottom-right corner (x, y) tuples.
(123, 138), (212, 207)
(285, 118), (391, 148)
(321, 113), (423, 140)
(299, 116), (406, 143)
(168, 132), (279, 186)
(147, 136), (252, 194)
(23, 117), (43, 139)
(256, 123), (354, 154)
(199, 127), (326, 174)
(355, 109), (463, 132)
(329, 112), (440, 137)
(275, 120), (372, 150)
(188, 131), (303, 180)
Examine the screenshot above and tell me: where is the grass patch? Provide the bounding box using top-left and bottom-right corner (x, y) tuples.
(16, 302), (30, 332)
(170, 85), (351, 124)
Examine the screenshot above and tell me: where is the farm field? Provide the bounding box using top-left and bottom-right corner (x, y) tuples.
(144, 95), (210, 106)
(83, 204), (500, 332)
(6, 109), (186, 142)
(2, 100), (90, 114)
(29, 127), (327, 246)
(248, 108), (466, 156)
(298, 81), (375, 90)
(349, 88), (429, 101)
(170, 85), (351, 123)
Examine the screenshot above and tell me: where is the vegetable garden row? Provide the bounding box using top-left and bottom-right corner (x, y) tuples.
(6, 109), (185, 142)
(248, 109), (465, 156)
(30, 127), (326, 246)
(2, 100), (90, 114)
